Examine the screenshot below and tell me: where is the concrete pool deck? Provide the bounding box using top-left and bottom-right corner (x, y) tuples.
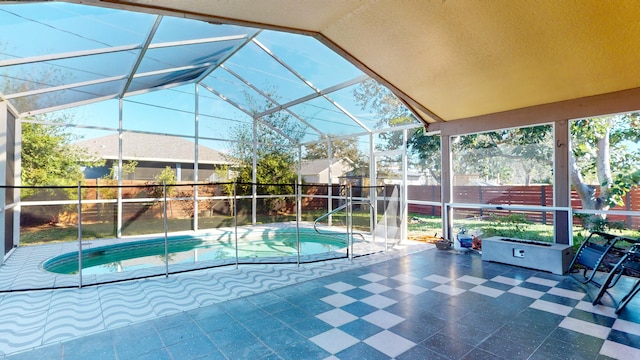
(0, 235), (430, 356)
(0, 224), (391, 291)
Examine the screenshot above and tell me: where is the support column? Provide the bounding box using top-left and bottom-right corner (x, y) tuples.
(12, 114), (21, 249)
(440, 134), (453, 240)
(297, 146), (302, 224)
(401, 129), (408, 242)
(0, 101), (7, 263)
(117, 99), (123, 238)
(252, 119), (257, 225)
(0, 101), (18, 262)
(369, 133), (376, 239)
(193, 84), (199, 231)
(554, 119), (571, 244)
(328, 140), (333, 226)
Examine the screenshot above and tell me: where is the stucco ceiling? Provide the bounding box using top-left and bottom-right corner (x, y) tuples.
(87, 0), (640, 124)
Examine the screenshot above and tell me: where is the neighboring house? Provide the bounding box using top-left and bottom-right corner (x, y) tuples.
(377, 167), (429, 186)
(75, 133), (233, 181)
(300, 158), (354, 184)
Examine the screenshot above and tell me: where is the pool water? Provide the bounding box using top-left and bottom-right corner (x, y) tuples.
(42, 230), (347, 275)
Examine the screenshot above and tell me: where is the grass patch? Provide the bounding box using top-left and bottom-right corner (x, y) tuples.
(20, 209), (375, 245)
(408, 212), (639, 244)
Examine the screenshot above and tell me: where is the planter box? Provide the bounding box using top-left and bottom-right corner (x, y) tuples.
(481, 236), (574, 275)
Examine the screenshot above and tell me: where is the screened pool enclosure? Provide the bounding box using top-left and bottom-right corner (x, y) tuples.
(3, 2), (640, 291)
(0, 2), (429, 289)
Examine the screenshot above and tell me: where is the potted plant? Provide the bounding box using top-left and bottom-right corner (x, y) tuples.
(436, 238), (452, 250)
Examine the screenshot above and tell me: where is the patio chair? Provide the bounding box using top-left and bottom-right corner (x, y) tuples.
(592, 244), (640, 313)
(569, 231), (626, 287)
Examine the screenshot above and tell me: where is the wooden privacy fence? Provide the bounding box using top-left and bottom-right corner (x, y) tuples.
(408, 185), (640, 228)
(69, 182), (352, 224)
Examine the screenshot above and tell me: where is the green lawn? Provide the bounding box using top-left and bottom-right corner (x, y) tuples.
(20, 210), (639, 247)
(407, 213), (639, 248)
(19, 209), (375, 245)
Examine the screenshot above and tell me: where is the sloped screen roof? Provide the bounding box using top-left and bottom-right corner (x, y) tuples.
(90, 0), (640, 125)
(0, 1), (419, 144)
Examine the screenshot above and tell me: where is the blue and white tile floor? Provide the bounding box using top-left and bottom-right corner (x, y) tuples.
(2, 244), (640, 359)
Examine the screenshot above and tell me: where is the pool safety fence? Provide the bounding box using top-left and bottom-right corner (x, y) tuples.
(1, 182), (400, 291)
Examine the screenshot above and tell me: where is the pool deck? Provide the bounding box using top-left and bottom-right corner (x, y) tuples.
(2, 242), (640, 359)
(0, 224), (388, 291)
(0, 236), (427, 357)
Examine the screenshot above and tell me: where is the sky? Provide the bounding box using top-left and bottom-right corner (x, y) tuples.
(0, 1), (404, 153)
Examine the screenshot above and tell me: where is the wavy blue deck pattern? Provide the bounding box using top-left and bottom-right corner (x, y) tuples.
(0, 239), (429, 357)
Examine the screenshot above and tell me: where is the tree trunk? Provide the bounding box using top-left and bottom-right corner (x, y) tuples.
(569, 126), (614, 230)
(595, 128), (612, 206)
(569, 127), (611, 212)
(569, 150), (596, 208)
(427, 168), (440, 185)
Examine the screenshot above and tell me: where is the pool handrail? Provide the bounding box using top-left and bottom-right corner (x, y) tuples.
(313, 200), (372, 243)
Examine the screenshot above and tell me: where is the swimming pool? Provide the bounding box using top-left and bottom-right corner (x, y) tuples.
(42, 230), (348, 275)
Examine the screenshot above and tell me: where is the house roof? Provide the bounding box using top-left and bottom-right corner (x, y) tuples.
(300, 158), (353, 175)
(77, 0), (640, 127)
(75, 132), (230, 164)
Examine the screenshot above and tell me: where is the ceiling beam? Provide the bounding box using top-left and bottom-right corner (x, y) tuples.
(195, 30), (261, 83)
(430, 86), (640, 136)
(119, 15), (163, 97)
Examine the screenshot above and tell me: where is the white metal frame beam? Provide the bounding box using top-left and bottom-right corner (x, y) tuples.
(254, 74), (368, 119)
(6, 75), (128, 100)
(220, 64), (325, 137)
(0, 44), (141, 68)
(195, 30), (261, 83)
(252, 38), (371, 132)
(1, 29), (251, 113)
(199, 81), (295, 143)
(0, 35), (247, 69)
(120, 15), (163, 97)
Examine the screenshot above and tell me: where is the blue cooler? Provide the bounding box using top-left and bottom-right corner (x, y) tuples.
(457, 233), (474, 248)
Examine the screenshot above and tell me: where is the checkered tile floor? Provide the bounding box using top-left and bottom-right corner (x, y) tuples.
(5, 249), (640, 359)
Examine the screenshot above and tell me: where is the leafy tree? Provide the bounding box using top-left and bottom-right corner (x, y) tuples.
(98, 160), (137, 200)
(22, 120), (103, 189)
(226, 91), (304, 213)
(570, 115), (640, 211)
(303, 135), (367, 175)
(353, 79), (434, 181)
(304, 136), (361, 161)
(450, 126), (553, 185)
(20, 116), (104, 225)
(102, 160), (138, 181)
(353, 79), (416, 129)
(355, 81), (552, 186)
(148, 166), (177, 198)
(21, 116), (104, 202)
(354, 79), (442, 182)
(406, 128), (441, 184)
(352, 80), (640, 219)
(155, 166), (177, 185)
(230, 117), (302, 186)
